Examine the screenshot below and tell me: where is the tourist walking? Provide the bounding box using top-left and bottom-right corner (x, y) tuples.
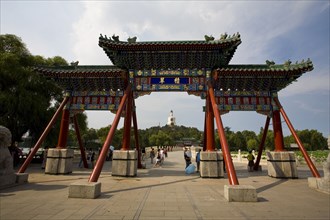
(150, 147), (155, 164)
(160, 147), (165, 165)
(8, 142), (22, 167)
(154, 149), (161, 167)
(90, 150), (95, 168)
(247, 150), (255, 172)
(78, 148), (87, 168)
(184, 148), (191, 168)
(196, 149), (201, 172)
(141, 147), (146, 161)
(164, 147), (168, 157)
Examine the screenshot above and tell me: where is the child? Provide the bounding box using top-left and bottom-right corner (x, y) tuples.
(247, 150), (255, 172)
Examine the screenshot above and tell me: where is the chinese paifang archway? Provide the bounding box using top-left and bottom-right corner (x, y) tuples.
(18, 33), (320, 188)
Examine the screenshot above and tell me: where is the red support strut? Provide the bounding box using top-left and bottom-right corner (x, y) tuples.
(132, 99), (142, 169)
(254, 116), (271, 171)
(73, 114), (88, 168)
(18, 96), (70, 173)
(89, 85), (131, 182)
(121, 91), (133, 151)
(272, 110), (285, 151)
(206, 94), (215, 151)
(273, 98), (320, 178)
(57, 108), (70, 149)
(203, 106), (207, 151)
(208, 81), (239, 185)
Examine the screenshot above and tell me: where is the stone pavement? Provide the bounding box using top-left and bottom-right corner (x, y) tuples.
(1, 150), (329, 220)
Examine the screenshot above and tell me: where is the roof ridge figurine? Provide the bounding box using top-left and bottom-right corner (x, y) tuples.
(112, 34), (119, 42)
(127, 36), (137, 43)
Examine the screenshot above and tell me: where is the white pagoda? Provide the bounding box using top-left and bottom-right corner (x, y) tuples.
(167, 110), (176, 127)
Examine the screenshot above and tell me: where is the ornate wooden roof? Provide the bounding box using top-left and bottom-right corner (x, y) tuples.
(34, 65), (126, 91)
(98, 33), (241, 69)
(214, 59), (313, 91)
(35, 35), (313, 96)
(35, 61), (313, 94)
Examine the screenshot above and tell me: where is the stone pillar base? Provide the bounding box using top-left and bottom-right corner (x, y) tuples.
(68, 181), (101, 199)
(200, 151), (224, 178)
(111, 150), (137, 177)
(308, 177), (330, 194)
(45, 149), (74, 175)
(0, 173), (29, 189)
(224, 185), (258, 202)
(308, 153), (330, 194)
(266, 151), (298, 178)
(16, 173), (29, 184)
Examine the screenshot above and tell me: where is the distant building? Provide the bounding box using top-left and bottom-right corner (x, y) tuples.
(289, 143), (299, 151)
(167, 110), (176, 127)
(175, 138), (200, 147)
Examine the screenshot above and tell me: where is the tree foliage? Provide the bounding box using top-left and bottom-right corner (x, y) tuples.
(0, 34), (68, 146)
(92, 125), (203, 150)
(287, 129), (327, 150)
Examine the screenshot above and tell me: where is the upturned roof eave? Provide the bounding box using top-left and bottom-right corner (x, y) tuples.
(218, 62), (313, 74)
(33, 65), (126, 78)
(98, 37), (242, 49)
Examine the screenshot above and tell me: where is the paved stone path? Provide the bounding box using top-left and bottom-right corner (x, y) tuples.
(1, 150), (329, 220)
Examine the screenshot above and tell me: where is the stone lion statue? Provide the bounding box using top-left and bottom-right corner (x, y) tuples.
(0, 125), (14, 175)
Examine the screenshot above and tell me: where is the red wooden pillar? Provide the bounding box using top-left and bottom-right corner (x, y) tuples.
(89, 85), (131, 182)
(273, 98), (320, 178)
(121, 91), (133, 151)
(208, 81), (239, 185)
(203, 105), (207, 151)
(18, 96), (69, 173)
(272, 110), (285, 151)
(206, 94), (215, 151)
(254, 116), (271, 170)
(132, 99), (142, 169)
(57, 108), (70, 149)
(73, 114), (88, 168)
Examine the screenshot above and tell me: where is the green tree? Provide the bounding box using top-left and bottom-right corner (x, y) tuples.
(297, 129), (312, 150)
(258, 127), (274, 150)
(82, 128), (101, 150)
(247, 139), (258, 151)
(0, 34), (66, 146)
(96, 125), (124, 150)
(242, 130), (258, 143)
(284, 129), (327, 151)
(149, 130), (171, 146)
(310, 130), (327, 150)
(231, 131), (246, 151)
(265, 130), (274, 150)
(138, 129), (150, 149)
(66, 112), (88, 148)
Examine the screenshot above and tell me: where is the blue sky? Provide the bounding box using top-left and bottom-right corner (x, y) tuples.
(1, 1), (329, 137)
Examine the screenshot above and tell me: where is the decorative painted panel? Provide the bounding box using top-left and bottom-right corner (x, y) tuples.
(131, 68), (209, 93)
(214, 91), (278, 112)
(66, 92), (124, 111)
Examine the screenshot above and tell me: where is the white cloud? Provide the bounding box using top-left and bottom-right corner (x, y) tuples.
(69, 1), (328, 135)
(3, 1), (327, 135)
(291, 99), (328, 115)
(280, 71), (330, 97)
(71, 1), (318, 64)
